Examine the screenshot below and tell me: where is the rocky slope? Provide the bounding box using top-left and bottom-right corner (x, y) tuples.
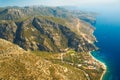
(0, 6), (97, 52)
(0, 38), (88, 80)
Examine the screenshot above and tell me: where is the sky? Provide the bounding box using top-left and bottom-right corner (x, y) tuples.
(0, 0), (119, 7)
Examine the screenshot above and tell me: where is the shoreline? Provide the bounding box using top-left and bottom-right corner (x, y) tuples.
(89, 51), (107, 80)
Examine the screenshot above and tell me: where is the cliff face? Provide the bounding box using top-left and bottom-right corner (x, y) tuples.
(0, 7), (97, 52)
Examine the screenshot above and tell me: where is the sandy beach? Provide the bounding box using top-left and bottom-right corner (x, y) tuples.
(89, 51), (107, 80)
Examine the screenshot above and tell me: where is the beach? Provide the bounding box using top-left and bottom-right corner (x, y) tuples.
(89, 51), (107, 80)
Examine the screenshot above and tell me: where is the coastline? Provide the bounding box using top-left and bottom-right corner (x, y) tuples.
(89, 51), (107, 80)
(91, 26), (106, 80)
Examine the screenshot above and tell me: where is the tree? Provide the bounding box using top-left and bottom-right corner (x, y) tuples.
(67, 50), (76, 64)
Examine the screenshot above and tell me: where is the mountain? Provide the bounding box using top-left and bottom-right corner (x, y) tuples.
(0, 6), (97, 52)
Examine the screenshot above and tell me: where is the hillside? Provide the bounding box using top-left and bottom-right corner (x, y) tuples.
(0, 38), (88, 80)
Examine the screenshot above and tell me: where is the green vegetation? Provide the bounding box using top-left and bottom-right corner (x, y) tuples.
(33, 51), (88, 80)
(33, 50), (104, 80)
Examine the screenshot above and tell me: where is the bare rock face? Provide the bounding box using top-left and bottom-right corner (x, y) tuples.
(0, 8), (25, 20)
(0, 39), (87, 80)
(0, 21), (17, 42)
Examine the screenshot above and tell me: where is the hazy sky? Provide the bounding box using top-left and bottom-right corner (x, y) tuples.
(0, 0), (119, 7)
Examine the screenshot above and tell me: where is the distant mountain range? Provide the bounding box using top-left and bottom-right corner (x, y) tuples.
(0, 6), (96, 25)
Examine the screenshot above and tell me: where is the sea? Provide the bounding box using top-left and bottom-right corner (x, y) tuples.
(78, 2), (120, 80)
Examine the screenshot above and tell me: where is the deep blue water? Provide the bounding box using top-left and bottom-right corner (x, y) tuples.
(78, 2), (120, 80)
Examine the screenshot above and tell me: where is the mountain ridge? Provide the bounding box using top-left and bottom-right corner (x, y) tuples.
(0, 6), (97, 52)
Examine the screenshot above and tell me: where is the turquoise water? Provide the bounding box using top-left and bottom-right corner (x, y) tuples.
(78, 2), (120, 80)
